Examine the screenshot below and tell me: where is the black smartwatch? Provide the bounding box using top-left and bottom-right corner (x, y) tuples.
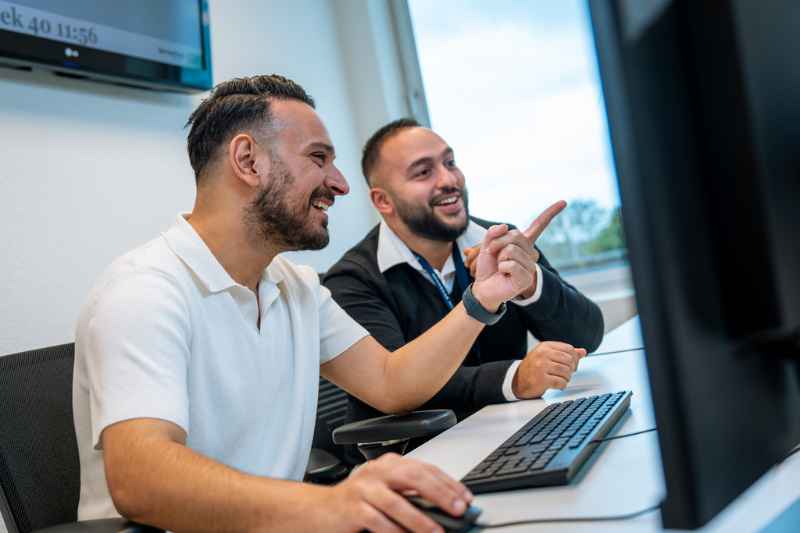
(462, 283), (507, 325)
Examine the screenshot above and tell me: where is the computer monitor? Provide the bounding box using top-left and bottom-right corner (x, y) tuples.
(588, 0), (800, 529)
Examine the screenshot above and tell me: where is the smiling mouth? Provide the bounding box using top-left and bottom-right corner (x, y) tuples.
(311, 195), (334, 212)
(431, 194), (461, 207)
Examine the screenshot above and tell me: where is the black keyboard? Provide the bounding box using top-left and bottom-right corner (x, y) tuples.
(461, 391), (632, 493)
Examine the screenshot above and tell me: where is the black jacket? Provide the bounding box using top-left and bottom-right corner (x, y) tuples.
(323, 218), (603, 455)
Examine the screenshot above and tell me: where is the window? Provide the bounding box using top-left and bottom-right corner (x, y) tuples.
(407, 0), (630, 298)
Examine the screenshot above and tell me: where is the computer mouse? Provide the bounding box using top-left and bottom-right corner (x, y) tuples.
(406, 496), (482, 532)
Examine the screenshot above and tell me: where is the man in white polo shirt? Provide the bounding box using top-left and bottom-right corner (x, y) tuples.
(73, 74), (555, 532)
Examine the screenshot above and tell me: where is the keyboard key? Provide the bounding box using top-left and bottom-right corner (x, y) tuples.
(462, 471), (491, 482)
(497, 462), (527, 476)
(530, 459), (548, 470)
(528, 442), (549, 453)
(568, 436), (585, 449)
(529, 429), (550, 444)
(532, 453), (555, 469)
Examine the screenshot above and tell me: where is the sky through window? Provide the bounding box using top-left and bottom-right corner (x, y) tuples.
(408, 0), (620, 235)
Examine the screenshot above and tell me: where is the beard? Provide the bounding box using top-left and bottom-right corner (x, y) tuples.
(243, 158), (333, 251)
(393, 186), (470, 242)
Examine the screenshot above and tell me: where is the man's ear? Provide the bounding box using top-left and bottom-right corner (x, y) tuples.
(369, 187), (394, 216)
(228, 133), (268, 188)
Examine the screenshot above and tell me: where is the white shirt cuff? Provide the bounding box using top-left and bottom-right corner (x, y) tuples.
(511, 263), (543, 306)
(502, 360), (523, 401)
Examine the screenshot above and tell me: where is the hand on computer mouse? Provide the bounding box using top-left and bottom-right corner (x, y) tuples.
(406, 496), (482, 533)
(326, 452), (473, 532)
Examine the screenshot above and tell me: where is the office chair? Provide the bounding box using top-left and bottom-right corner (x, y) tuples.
(306, 376), (457, 484)
(0, 343), (148, 533)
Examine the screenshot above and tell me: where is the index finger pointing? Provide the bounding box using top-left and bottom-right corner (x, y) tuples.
(480, 224), (509, 251)
(524, 200), (567, 243)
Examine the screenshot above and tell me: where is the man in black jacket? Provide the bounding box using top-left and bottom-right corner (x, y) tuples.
(324, 118), (604, 461)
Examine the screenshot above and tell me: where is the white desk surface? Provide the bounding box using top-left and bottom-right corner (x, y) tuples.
(408, 317), (800, 532)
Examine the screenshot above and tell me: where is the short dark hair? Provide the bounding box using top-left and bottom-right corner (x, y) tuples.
(361, 118), (420, 186)
(185, 74), (315, 182)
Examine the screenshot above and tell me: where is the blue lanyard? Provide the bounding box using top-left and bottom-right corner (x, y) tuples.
(414, 245), (471, 310)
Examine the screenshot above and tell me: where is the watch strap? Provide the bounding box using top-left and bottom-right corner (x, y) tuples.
(462, 283), (507, 325)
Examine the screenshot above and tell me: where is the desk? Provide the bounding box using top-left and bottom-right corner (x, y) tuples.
(408, 317), (800, 532)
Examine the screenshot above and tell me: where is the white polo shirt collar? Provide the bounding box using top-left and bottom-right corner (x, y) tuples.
(162, 214), (285, 294)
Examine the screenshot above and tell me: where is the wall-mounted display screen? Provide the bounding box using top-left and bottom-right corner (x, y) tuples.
(0, 0), (212, 92)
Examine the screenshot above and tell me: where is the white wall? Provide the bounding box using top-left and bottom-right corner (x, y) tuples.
(0, 0), (414, 359)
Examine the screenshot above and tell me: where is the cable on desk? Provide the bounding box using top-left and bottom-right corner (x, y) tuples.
(476, 501), (661, 529)
(590, 346), (644, 357)
(590, 427), (657, 444)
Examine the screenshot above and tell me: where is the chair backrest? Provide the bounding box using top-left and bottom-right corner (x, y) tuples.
(312, 377), (350, 460)
(0, 344), (79, 533)
(312, 271), (352, 461)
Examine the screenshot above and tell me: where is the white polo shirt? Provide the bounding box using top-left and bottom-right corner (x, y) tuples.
(72, 214), (368, 520)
